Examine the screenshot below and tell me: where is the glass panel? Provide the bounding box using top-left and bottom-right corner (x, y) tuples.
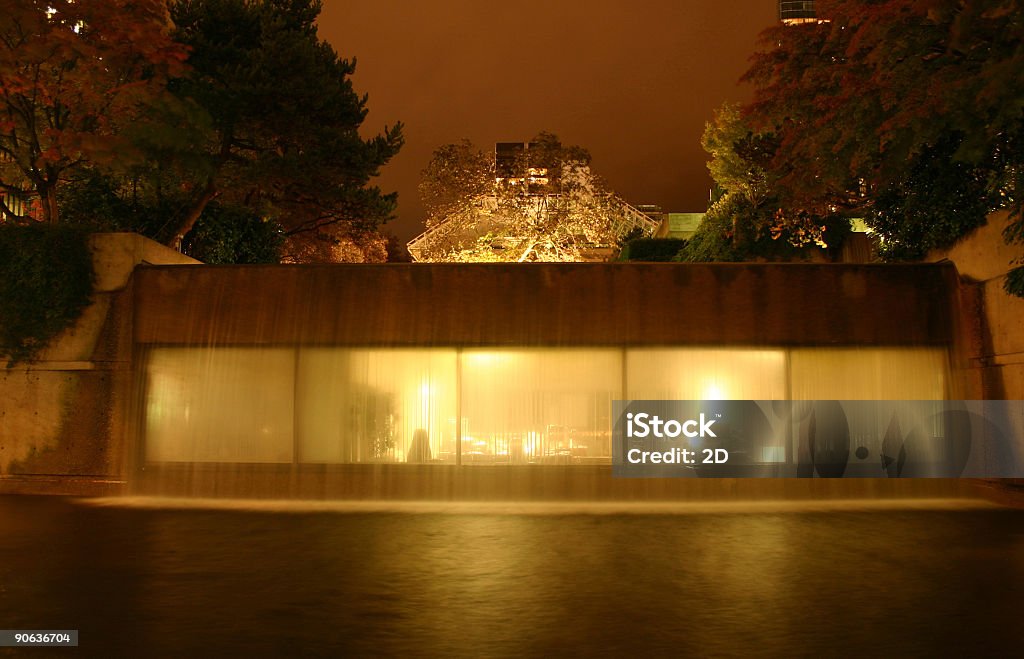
(789, 348), (947, 400)
(296, 349), (457, 463)
(626, 348), (788, 400)
(461, 349), (621, 464)
(145, 347), (295, 463)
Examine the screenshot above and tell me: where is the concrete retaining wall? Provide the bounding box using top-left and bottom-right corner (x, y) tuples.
(929, 211), (1024, 400)
(0, 234), (197, 494)
(133, 262), (958, 347)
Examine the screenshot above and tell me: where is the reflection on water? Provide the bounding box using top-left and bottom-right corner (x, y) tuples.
(2, 497), (1023, 657)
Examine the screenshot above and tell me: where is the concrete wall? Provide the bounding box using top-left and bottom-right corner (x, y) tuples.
(929, 211), (1024, 400)
(0, 234), (197, 494)
(134, 263), (958, 347)
(134, 463), (981, 502)
(5, 235), (1017, 500)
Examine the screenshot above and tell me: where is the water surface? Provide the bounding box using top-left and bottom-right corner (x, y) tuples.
(2, 497), (1022, 657)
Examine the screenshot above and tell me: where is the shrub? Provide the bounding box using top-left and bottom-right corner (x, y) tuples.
(0, 224), (95, 365)
(620, 238), (688, 262)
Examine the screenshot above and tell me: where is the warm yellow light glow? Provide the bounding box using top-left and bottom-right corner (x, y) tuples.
(702, 384), (726, 400)
(464, 352), (509, 367)
(145, 346), (948, 467)
(523, 431), (541, 458)
(627, 349), (787, 400)
(789, 348), (946, 400)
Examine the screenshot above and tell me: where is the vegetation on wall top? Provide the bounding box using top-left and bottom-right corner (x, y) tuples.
(0, 225), (95, 366)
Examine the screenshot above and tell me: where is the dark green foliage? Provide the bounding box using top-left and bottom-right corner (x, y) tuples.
(0, 224), (94, 365)
(869, 135), (993, 261)
(182, 203), (284, 264)
(58, 171), (169, 239)
(1005, 266), (1024, 297)
(676, 207), (743, 263)
(57, 173), (134, 230)
(677, 194), (849, 263)
(616, 226), (646, 248)
(165, 0), (403, 245)
(1003, 182), (1024, 297)
(58, 173), (286, 263)
(620, 238), (688, 262)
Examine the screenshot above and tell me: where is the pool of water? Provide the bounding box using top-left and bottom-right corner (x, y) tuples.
(2, 497), (1023, 657)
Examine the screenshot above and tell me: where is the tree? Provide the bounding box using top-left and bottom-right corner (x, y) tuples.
(871, 133), (993, 260)
(0, 0), (189, 223)
(164, 0), (403, 248)
(679, 102), (848, 263)
(280, 223), (389, 264)
(741, 0), (1024, 291)
(181, 201), (284, 264)
(411, 132), (657, 262)
(701, 102), (778, 210)
(419, 139), (493, 228)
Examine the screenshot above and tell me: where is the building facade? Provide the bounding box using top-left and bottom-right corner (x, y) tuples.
(779, 1), (818, 25)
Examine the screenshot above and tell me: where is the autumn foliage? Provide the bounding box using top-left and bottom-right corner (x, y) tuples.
(0, 0), (188, 223)
(1, 0), (403, 264)
(735, 0), (1024, 289)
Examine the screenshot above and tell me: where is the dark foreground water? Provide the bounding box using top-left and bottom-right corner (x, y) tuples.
(1, 497), (1023, 658)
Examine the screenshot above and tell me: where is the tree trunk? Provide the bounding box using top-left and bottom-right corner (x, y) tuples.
(167, 179), (218, 249)
(39, 184), (59, 224)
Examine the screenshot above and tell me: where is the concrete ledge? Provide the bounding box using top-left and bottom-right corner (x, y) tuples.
(129, 464), (988, 502)
(972, 479), (1024, 508)
(0, 475), (126, 497)
(90, 232), (199, 293)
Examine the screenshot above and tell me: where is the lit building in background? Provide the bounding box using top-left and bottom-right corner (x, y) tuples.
(407, 141), (658, 263)
(0, 190), (33, 221)
(494, 141), (551, 192)
(779, 1), (820, 25)
(0, 152), (35, 221)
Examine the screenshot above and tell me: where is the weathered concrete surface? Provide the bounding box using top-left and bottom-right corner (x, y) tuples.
(929, 212), (1024, 400)
(132, 464), (985, 502)
(0, 234), (197, 493)
(134, 263), (958, 347)
(924, 212), (1024, 503)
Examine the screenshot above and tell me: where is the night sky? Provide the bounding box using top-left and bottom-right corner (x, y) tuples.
(318, 1), (778, 242)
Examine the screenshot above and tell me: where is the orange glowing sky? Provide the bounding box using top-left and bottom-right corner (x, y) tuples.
(318, 1), (777, 241)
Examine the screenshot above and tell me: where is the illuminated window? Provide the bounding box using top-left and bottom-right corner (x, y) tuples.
(626, 348), (788, 401)
(461, 349), (621, 464)
(145, 347), (296, 463)
(295, 348), (457, 463)
(142, 346), (948, 465)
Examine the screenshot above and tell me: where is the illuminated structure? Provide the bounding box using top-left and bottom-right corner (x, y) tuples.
(779, 1), (819, 25)
(135, 263), (957, 484)
(407, 142), (659, 262)
(0, 153), (34, 220)
(0, 190), (32, 221)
